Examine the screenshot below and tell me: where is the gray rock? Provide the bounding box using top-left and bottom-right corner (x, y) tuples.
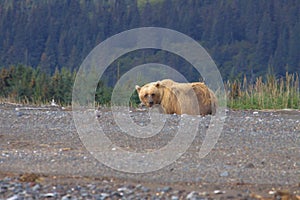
(140, 186), (150, 193)
(100, 192), (110, 199)
(117, 186), (133, 195)
(244, 163), (255, 168)
(32, 184), (41, 192)
(61, 194), (72, 200)
(220, 171), (229, 177)
(16, 111), (23, 117)
(161, 186), (172, 193)
(41, 192), (57, 198)
(186, 191), (197, 199)
(6, 194), (19, 200)
(214, 190), (226, 194)
(171, 196), (179, 200)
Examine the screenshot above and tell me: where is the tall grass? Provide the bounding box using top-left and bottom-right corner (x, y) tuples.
(226, 72), (300, 109)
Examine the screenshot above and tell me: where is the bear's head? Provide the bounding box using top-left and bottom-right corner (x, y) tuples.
(135, 81), (162, 107)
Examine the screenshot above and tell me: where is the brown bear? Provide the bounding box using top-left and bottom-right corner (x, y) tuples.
(135, 79), (217, 115)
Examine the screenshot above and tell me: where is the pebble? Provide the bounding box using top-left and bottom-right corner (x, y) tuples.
(140, 186), (150, 192)
(61, 194), (72, 200)
(244, 163), (255, 168)
(32, 184), (41, 191)
(6, 194), (19, 200)
(186, 191), (197, 199)
(171, 195), (179, 200)
(220, 171), (229, 177)
(117, 186), (133, 195)
(268, 190), (276, 195)
(16, 111), (23, 117)
(42, 192), (57, 197)
(100, 192), (110, 199)
(214, 190), (226, 194)
(0, 105), (299, 199)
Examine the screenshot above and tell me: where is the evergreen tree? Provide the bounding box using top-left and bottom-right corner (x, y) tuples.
(0, 0), (299, 80)
(255, 11), (277, 69)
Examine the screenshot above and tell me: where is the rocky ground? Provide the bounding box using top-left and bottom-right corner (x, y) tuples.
(0, 102), (299, 199)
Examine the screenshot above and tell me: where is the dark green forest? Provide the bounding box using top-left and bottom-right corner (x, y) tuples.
(0, 65), (114, 105)
(1, 0), (300, 78)
(0, 0), (299, 106)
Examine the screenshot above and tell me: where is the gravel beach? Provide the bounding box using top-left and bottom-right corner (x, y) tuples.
(0, 103), (299, 199)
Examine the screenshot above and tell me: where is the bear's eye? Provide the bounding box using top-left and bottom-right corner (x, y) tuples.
(143, 94), (148, 98)
(151, 93), (155, 97)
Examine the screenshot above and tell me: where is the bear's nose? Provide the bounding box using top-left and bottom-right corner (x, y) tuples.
(149, 101), (154, 106)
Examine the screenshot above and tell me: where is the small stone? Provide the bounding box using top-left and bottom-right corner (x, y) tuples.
(100, 193), (110, 199)
(61, 194), (72, 200)
(171, 195), (179, 200)
(186, 191), (197, 199)
(42, 192), (57, 198)
(162, 186), (172, 193)
(81, 192), (88, 197)
(32, 184), (41, 191)
(220, 171), (229, 177)
(7, 195), (19, 200)
(214, 190), (226, 194)
(245, 163), (255, 168)
(140, 186), (150, 192)
(117, 186), (133, 195)
(268, 190), (276, 195)
(198, 192), (208, 196)
(111, 191), (122, 198)
(135, 184), (142, 189)
(16, 111), (23, 117)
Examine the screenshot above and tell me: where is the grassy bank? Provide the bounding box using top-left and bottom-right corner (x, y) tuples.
(0, 66), (299, 110)
(226, 72), (300, 110)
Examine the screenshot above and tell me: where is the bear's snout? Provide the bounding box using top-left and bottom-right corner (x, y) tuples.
(149, 101), (154, 106)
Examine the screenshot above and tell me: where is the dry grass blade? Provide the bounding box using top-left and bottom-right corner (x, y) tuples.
(226, 72), (300, 109)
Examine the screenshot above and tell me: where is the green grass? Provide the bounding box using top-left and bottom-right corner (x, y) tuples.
(226, 72), (300, 110)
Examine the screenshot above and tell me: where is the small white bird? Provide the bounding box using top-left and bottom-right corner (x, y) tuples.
(51, 99), (58, 107)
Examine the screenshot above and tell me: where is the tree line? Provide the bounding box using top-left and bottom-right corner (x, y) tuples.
(0, 65), (75, 104)
(1, 65), (298, 109)
(0, 65), (120, 105)
(0, 0), (299, 83)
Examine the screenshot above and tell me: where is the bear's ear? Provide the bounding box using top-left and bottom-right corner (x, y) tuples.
(135, 85), (141, 93)
(155, 81), (161, 88)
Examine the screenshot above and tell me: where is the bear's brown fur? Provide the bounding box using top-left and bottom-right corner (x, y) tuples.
(135, 79), (217, 115)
